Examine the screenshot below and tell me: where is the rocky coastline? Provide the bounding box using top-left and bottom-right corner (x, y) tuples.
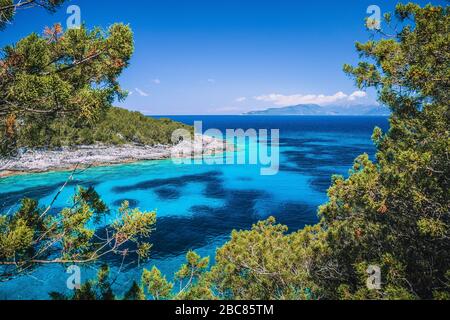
(0, 135), (230, 178)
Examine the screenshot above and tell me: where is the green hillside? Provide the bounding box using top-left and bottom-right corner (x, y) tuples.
(16, 107), (192, 148)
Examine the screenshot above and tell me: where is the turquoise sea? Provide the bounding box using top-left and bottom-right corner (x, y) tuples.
(0, 116), (389, 300)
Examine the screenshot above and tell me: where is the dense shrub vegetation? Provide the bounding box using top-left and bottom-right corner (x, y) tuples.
(16, 106), (192, 148)
(0, 191), (156, 282)
(203, 3), (449, 300)
(0, 2), (191, 152)
(128, 2), (447, 300)
(0, 20), (134, 155)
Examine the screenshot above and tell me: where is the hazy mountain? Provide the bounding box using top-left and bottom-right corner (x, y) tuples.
(245, 104), (390, 116)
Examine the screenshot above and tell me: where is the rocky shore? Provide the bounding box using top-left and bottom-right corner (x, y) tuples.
(0, 135), (230, 178)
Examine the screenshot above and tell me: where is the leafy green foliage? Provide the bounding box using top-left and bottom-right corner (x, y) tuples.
(174, 251), (214, 300)
(319, 3), (449, 299)
(0, 19), (191, 154)
(209, 218), (323, 300)
(142, 266), (173, 300)
(0, 22), (134, 154)
(0, 187), (156, 281)
(123, 281), (146, 300)
(86, 107), (192, 146)
(18, 106), (192, 148)
(208, 2), (450, 301)
(51, 250), (213, 300)
(139, 251), (212, 300)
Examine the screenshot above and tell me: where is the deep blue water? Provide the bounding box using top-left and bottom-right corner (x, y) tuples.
(0, 116), (388, 299)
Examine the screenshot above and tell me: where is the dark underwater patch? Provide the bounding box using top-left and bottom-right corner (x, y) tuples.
(98, 185), (320, 270)
(237, 177), (253, 181)
(154, 187), (181, 200)
(146, 189), (268, 259)
(282, 144), (371, 169)
(111, 171), (223, 193)
(0, 179), (99, 212)
(280, 141), (376, 192)
(189, 205), (215, 216)
(270, 202), (319, 230)
(99, 188), (275, 266)
(279, 137), (337, 148)
(203, 180), (227, 199)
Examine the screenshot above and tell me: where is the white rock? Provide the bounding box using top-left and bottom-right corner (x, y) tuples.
(0, 136), (234, 176)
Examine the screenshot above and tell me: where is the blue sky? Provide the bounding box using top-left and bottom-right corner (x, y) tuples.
(1, 0), (445, 114)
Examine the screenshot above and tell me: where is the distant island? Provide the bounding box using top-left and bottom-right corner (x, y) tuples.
(244, 104), (390, 116)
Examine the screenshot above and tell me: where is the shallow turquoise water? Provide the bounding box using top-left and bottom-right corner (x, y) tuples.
(0, 116), (388, 299)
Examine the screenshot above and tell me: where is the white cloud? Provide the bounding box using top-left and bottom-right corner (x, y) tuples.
(349, 90), (367, 101)
(207, 79), (216, 84)
(135, 88), (149, 97)
(235, 97), (247, 102)
(254, 91), (368, 106)
(152, 79), (161, 85)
